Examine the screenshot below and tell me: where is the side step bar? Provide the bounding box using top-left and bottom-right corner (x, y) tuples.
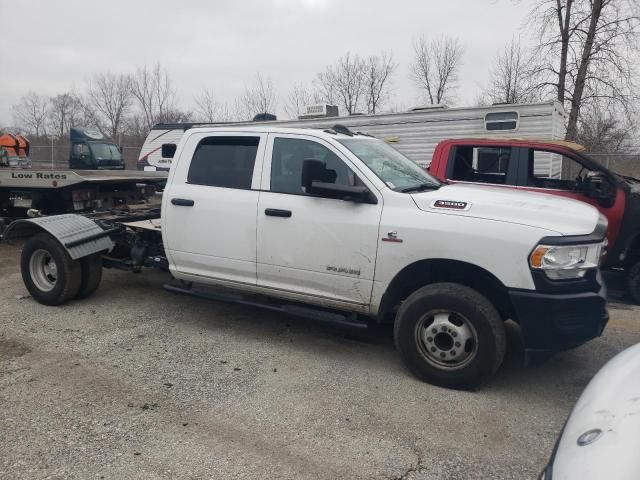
(164, 281), (369, 330)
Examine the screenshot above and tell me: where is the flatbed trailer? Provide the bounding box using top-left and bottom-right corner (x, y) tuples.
(0, 169), (167, 235)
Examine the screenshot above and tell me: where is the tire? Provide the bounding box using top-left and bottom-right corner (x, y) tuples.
(627, 261), (640, 305)
(77, 253), (103, 299)
(21, 232), (82, 306)
(394, 282), (506, 390)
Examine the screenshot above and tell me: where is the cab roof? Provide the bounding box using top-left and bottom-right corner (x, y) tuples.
(185, 124), (375, 140)
(440, 137), (586, 152)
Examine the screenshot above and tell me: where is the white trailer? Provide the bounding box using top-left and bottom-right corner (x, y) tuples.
(137, 101), (567, 171)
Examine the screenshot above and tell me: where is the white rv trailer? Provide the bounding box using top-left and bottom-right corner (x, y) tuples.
(137, 101), (567, 171)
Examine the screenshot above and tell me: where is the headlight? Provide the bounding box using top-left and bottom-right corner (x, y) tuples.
(530, 243), (603, 279)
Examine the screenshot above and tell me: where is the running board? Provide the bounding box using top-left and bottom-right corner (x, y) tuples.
(164, 282), (368, 329)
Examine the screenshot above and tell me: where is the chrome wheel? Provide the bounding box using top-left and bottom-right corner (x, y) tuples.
(415, 310), (478, 370)
(29, 249), (58, 292)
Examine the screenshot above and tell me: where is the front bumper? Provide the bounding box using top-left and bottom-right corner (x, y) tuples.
(509, 277), (609, 352)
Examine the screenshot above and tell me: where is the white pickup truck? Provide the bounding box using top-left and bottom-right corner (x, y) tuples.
(5, 125), (609, 389)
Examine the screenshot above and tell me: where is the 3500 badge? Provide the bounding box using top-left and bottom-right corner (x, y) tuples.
(430, 199), (471, 211)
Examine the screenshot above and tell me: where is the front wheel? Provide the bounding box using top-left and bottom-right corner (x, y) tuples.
(394, 282), (506, 390)
(21, 232), (82, 305)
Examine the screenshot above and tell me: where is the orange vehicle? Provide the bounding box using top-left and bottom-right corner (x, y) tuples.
(0, 133), (31, 168)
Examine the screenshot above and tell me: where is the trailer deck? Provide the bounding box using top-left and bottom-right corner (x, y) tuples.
(0, 169), (167, 189)
(0, 169), (167, 233)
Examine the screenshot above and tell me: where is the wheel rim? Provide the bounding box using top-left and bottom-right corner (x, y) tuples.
(29, 249), (58, 292)
(415, 309), (479, 370)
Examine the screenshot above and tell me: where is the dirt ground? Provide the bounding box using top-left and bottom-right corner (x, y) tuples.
(1, 242), (639, 480)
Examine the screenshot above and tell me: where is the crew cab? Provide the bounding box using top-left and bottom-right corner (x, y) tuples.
(4, 126), (609, 389)
(428, 138), (640, 303)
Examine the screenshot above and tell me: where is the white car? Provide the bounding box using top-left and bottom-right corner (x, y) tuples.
(540, 342), (640, 479)
(6, 125), (609, 389)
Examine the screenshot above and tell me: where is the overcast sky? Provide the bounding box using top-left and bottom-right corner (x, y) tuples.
(0, 0), (538, 126)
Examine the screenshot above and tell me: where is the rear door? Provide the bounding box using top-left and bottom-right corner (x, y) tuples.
(444, 144), (519, 187)
(256, 133), (382, 308)
(163, 131), (267, 285)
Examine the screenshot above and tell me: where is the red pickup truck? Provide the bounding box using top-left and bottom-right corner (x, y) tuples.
(427, 138), (640, 303)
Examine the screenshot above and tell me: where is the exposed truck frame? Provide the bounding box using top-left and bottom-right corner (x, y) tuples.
(0, 169), (167, 237)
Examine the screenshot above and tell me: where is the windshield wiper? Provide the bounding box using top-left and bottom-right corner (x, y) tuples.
(400, 182), (440, 193)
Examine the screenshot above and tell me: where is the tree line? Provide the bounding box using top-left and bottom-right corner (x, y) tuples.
(7, 0), (639, 153)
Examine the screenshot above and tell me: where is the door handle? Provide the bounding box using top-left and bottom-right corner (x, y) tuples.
(171, 198), (195, 207)
(265, 208), (292, 218)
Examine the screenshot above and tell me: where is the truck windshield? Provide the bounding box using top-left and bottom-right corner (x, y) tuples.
(89, 142), (123, 161)
(337, 138), (441, 192)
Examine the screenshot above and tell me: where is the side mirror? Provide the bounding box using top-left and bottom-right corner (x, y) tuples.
(161, 143), (177, 159)
(300, 159), (376, 204)
(585, 172), (616, 208)
(301, 159), (326, 190)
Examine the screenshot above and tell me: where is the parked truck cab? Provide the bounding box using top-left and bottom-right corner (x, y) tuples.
(7, 126), (609, 389)
(69, 128), (125, 170)
(0, 133), (31, 168)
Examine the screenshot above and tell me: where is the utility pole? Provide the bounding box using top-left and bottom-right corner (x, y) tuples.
(50, 135), (55, 169)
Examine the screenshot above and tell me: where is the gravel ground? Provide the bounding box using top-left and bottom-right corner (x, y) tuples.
(1, 241), (639, 480)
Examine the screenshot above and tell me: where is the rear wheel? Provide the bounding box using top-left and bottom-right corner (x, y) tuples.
(627, 260), (640, 305)
(77, 253), (103, 299)
(21, 232), (82, 305)
(394, 282), (506, 390)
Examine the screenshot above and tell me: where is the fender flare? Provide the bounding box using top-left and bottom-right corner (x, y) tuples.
(3, 214), (114, 260)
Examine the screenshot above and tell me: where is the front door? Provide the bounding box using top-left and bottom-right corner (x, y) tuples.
(163, 132), (267, 285)
(516, 147), (625, 249)
(256, 133), (382, 307)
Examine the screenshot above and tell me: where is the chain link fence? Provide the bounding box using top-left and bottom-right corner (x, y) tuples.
(28, 145), (142, 170)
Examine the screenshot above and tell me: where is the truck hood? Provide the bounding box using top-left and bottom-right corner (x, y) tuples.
(411, 183), (600, 236)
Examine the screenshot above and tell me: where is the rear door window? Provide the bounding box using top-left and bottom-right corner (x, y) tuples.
(188, 136), (260, 189)
(449, 146), (513, 184)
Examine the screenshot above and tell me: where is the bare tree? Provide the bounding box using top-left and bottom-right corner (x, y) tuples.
(124, 113), (149, 145)
(72, 93), (101, 130)
(482, 37), (541, 105)
(156, 108), (192, 124)
(236, 74), (277, 120)
(12, 92), (50, 136)
(193, 89), (232, 122)
(48, 93), (82, 138)
(284, 83), (316, 119)
(131, 63), (177, 131)
(576, 103), (634, 152)
(530, 0), (640, 139)
(316, 53), (366, 115)
(363, 52), (396, 114)
(410, 36), (464, 105)
(87, 72), (133, 140)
